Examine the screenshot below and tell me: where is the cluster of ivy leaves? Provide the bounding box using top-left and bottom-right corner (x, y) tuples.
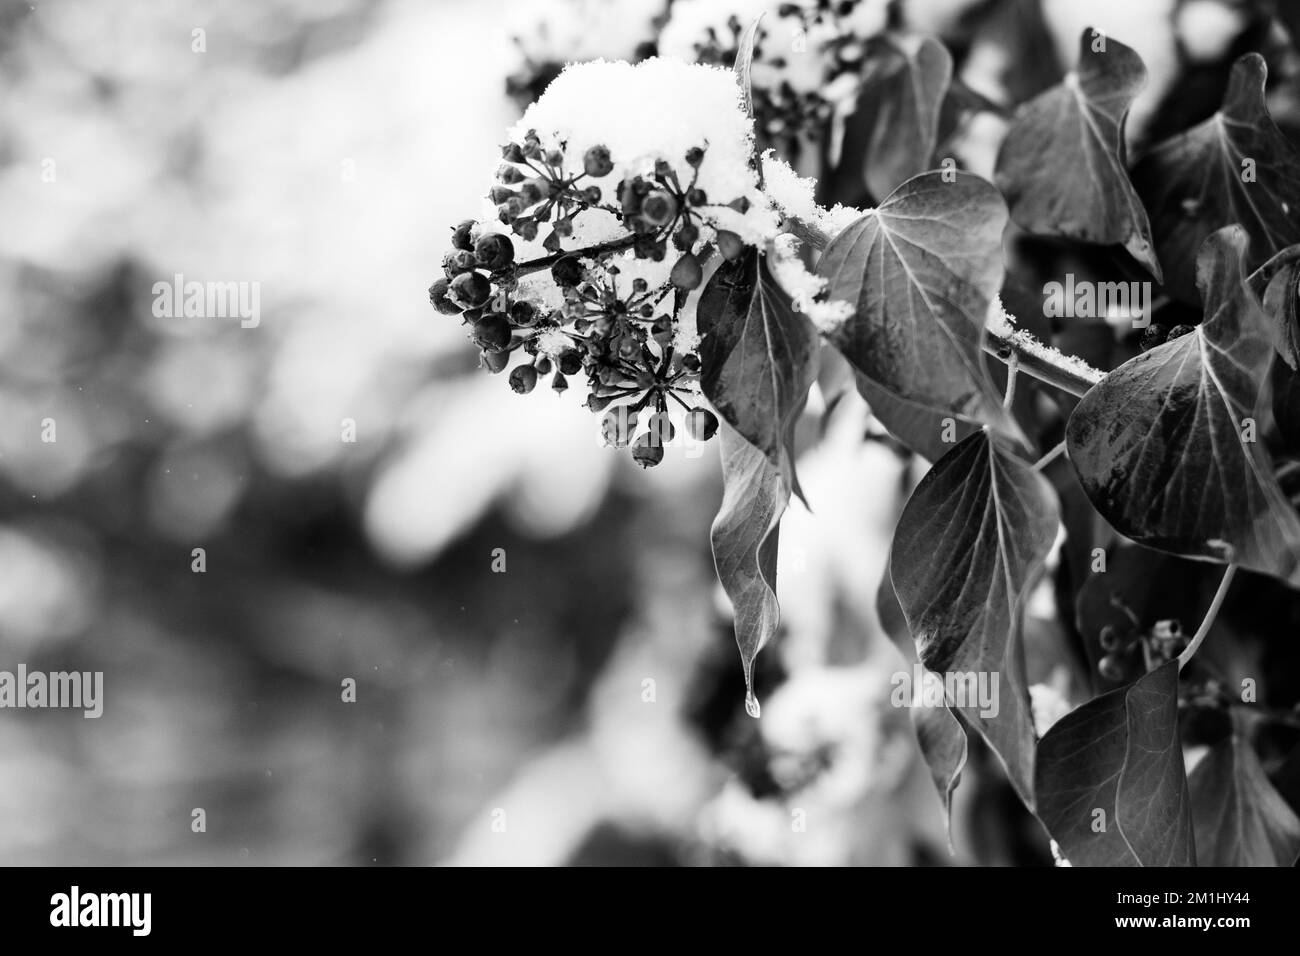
(701, 24), (1300, 865)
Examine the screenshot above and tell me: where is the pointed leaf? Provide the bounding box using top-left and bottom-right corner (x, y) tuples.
(698, 246), (819, 501)
(711, 423), (783, 714)
(1132, 53), (1300, 302)
(1066, 226), (1300, 585)
(878, 562), (967, 835)
(1189, 714), (1300, 866)
(856, 36), (953, 203)
(818, 171), (1010, 455)
(995, 30), (1160, 280)
(1035, 660), (1194, 866)
(890, 430), (1058, 804)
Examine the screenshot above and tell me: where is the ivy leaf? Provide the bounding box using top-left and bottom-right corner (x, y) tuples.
(711, 423), (783, 716)
(698, 246), (819, 502)
(1035, 660), (1194, 866)
(818, 171), (1010, 456)
(1188, 713), (1300, 866)
(994, 30), (1160, 281)
(1132, 53), (1300, 302)
(878, 561), (967, 838)
(890, 430), (1058, 804)
(855, 373), (979, 463)
(855, 36), (953, 204)
(1066, 226), (1300, 585)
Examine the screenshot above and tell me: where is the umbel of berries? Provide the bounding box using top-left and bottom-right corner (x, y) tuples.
(425, 58), (834, 469)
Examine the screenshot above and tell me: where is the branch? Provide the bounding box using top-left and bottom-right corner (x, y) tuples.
(982, 320), (1103, 400)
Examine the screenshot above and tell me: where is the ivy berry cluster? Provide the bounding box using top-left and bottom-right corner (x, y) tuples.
(429, 131), (727, 467)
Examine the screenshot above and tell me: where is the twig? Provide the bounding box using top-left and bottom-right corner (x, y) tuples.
(1178, 565), (1238, 672)
(1032, 441), (1066, 472)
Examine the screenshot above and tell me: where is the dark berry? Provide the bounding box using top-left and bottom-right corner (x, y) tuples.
(472, 314), (511, 351)
(509, 365), (538, 394)
(502, 143), (526, 163)
(684, 146), (705, 168)
(475, 233), (515, 270)
(686, 188), (707, 206)
(640, 190), (678, 227)
(449, 271), (492, 309)
(482, 349), (510, 374)
(1139, 323), (1168, 351)
(581, 186), (602, 204)
(449, 250), (478, 274)
(509, 301), (537, 327)
(552, 255), (585, 287)
(1168, 324), (1196, 340)
(519, 181), (545, 205)
(584, 145), (614, 177)
(552, 371), (568, 393)
(428, 278), (461, 315)
(489, 185), (515, 204)
(534, 355), (553, 375)
(601, 407), (638, 447)
(717, 230), (744, 261)
(647, 411), (675, 445)
(632, 432), (665, 468)
(451, 219), (476, 251)
(680, 354), (701, 373)
(1098, 654), (1125, 682)
(727, 196), (751, 214)
(558, 350), (583, 375)
(1099, 625), (1122, 652)
(514, 219), (539, 241)
(497, 164), (526, 185)
(684, 407), (718, 441)
(670, 252), (703, 290)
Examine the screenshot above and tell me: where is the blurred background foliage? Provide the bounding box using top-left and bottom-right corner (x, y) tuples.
(0, 0), (1297, 866)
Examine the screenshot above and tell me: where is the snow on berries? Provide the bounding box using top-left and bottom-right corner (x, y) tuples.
(659, 0), (891, 150)
(429, 56), (843, 467)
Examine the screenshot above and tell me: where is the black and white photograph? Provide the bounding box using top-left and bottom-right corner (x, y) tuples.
(2, 0), (1299, 926)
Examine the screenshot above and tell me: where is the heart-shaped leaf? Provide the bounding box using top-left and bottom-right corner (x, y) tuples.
(818, 171), (1010, 455)
(1035, 660), (1194, 866)
(994, 30), (1160, 281)
(890, 429), (1058, 804)
(1066, 226), (1300, 585)
(1188, 713), (1300, 866)
(711, 423), (784, 716)
(855, 36), (953, 204)
(1132, 53), (1300, 302)
(699, 246), (819, 501)
(878, 561), (967, 836)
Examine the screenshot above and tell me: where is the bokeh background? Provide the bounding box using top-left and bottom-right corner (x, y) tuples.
(0, 0), (1289, 865)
